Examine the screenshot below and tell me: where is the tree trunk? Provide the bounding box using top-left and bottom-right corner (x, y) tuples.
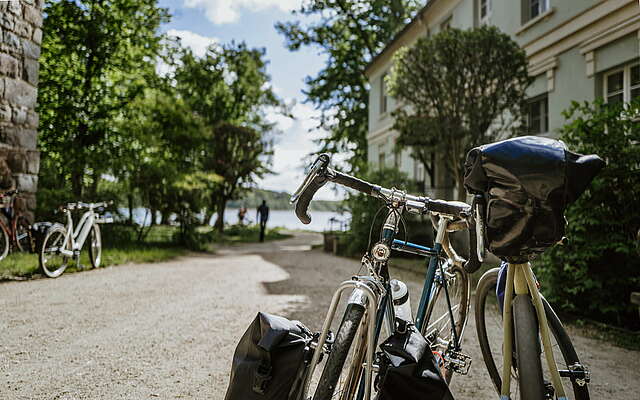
(150, 208), (157, 226)
(160, 211), (169, 225)
(127, 194), (134, 225)
(455, 167), (466, 201)
(71, 168), (83, 199)
(214, 197), (227, 233)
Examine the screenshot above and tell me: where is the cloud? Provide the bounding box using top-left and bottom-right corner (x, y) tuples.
(166, 29), (218, 57)
(183, 0), (302, 24)
(258, 101), (348, 201)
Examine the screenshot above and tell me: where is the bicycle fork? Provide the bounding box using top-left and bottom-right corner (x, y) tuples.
(500, 262), (567, 400)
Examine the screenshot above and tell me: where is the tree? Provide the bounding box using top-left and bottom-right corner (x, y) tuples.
(38, 0), (169, 198)
(276, 0), (422, 169)
(205, 123), (271, 233)
(388, 26), (532, 200)
(170, 41), (281, 231)
(538, 99), (640, 329)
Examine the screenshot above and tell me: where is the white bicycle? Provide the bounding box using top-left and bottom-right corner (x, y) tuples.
(39, 201), (113, 278)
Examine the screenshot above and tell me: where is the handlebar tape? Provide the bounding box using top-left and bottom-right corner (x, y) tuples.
(427, 199), (470, 218)
(332, 171), (374, 195)
(295, 174), (328, 224)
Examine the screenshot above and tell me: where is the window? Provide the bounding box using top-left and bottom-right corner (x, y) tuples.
(522, 0), (549, 23)
(380, 72), (388, 114)
(604, 63), (640, 104)
(479, 0), (491, 24)
(526, 95), (548, 134)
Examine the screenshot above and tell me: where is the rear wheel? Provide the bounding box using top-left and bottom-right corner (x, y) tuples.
(39, 226), (69, 278)
(312, 303), (366, 400)
(15, 216), (33, 253)
(88, 224), (102, 268)
(422, 260), (470, 383)
(475, 268), (590, 400)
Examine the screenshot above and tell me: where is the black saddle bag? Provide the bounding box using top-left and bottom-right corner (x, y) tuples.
(464, 136), (604, 260)
(224, 312), (313, 400)
(376, 322), (454, 400)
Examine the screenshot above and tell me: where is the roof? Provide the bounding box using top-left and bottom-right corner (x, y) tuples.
(364, 0), (440, 77)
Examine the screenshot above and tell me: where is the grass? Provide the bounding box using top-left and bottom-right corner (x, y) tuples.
(0, 244), (187, 281)
(0, 223), (293, 281)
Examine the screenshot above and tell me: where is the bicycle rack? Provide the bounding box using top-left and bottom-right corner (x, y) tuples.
(302, 277), (380, 400)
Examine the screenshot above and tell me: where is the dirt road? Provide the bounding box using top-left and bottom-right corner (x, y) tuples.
(1, 232), (637, 399)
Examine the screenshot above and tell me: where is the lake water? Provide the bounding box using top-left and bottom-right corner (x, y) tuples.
(120, 207), (350, 232)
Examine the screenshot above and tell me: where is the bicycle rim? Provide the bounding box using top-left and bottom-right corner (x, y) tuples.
(310, 303), (366, 400)
(0, 225), (9, 260)
(40, 228), (69, 278)
(475, 269), (590, 399)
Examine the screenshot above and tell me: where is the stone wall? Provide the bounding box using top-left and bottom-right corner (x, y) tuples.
(0, 0), (42, 218)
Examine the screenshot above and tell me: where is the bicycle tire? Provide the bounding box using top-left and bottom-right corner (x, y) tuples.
(0, 223), (9, 261)
(88, 224), (102, 268)
(422, 262), (470, 383)
(513, 294), (545, 400)
(313, 303), (366, 400)
(15, 215), (33, 253)
(475, 268), (590, 400)
(39, 225), (69, 278)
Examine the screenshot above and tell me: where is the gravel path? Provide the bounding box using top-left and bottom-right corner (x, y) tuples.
(1, 232), (638, 399)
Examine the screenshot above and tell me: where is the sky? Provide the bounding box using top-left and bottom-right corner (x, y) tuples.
(158, 0), (339, 200)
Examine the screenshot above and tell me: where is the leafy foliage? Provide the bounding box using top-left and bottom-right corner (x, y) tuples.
(38, 0), (169, 198)
(206, 123), (271, 232)
(537, 99), (640, 329)
(276, 0), (422, 169)
(388, 26), (532, 199)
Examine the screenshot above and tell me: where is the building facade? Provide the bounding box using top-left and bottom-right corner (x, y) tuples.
(365, 0), (640, 198)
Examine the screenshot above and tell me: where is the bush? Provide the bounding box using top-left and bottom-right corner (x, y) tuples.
(343, 167), (433, 256)
(537, 99), (640, 329)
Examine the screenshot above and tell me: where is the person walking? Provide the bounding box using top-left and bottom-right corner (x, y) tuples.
(256, 200), (269, 242)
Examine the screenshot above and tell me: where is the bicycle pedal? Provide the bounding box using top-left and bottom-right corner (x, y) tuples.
(443, 350), (472, 375)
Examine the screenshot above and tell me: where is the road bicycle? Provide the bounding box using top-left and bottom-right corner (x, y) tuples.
(39, 201), (112, 278)
(474, 260), (591, 399)
(0, 189), (33, 260)
(290, 154), (480, 400)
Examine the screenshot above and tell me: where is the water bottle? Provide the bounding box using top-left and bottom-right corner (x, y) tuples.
(391, 279), (412, 323)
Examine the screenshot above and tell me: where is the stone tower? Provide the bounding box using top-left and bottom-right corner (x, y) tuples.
(0, 0), (42, 218)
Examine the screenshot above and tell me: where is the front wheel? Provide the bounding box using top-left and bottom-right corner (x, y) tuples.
(312, 303), (366, 400)
(88, 224), (102, 268)
(475, 268), (590, 400)
(39, 226), (70, 278)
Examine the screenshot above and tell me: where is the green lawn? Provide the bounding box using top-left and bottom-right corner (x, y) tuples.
(0, 224), (291, 281)
(0, 244), (187, 281)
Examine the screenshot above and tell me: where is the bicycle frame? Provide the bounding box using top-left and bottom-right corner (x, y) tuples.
(500, 262), (567, 400)
(304, 210), (466, 400)
(58, 209), (96, 257)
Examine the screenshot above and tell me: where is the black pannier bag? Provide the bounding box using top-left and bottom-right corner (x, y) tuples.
(376, 322), (454, 400)
(224, 312), (313, 400)
(464, 136), (604, 259)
